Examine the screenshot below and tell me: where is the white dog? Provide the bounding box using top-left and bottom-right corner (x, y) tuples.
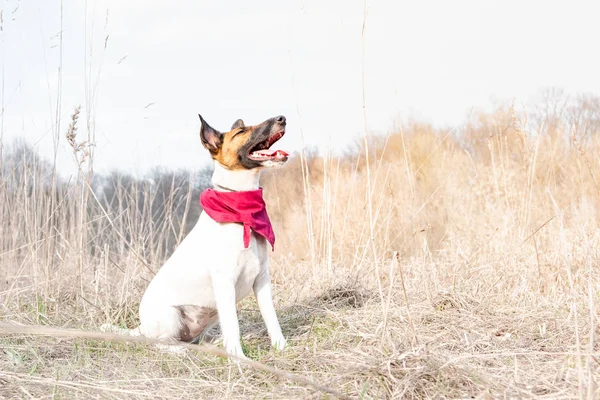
(103, 115), (289, 359)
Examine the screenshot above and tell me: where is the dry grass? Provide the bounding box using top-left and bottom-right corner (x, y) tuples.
(2, 102), (600, 399)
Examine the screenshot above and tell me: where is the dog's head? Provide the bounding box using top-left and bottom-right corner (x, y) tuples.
(199, 115), (289, 170)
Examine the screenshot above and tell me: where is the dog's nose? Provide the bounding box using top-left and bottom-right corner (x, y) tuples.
(275, 115), (286, 124)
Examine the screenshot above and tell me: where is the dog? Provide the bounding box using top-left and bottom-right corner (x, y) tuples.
(102, 114), (289, 360)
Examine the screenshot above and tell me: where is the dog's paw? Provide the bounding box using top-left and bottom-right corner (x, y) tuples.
(271, 336), (288, 352)
(225, 345), (248, 364)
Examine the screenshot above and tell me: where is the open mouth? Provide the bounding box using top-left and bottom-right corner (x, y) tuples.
(248, 130), (289, 162)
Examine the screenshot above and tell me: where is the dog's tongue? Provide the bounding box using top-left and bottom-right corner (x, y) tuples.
(252, 149), (289, 158)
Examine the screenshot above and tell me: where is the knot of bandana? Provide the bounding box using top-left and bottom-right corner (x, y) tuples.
(199, 188), (275, 251)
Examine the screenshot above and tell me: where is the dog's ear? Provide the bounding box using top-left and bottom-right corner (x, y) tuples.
(198, 114), (223, 153)
(231, 119), (245, 130)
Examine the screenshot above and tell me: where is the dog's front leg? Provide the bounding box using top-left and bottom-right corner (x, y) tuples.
(211, 274), (246, 360)
(253, 268), (287, 351)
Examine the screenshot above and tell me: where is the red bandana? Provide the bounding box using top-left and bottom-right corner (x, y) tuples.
(199, 188), (275, 250)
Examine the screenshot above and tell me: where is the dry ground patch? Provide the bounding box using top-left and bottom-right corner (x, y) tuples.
(2, 251), (599, 399)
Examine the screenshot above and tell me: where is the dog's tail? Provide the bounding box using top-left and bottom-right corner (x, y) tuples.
(100, 323), (142, 337)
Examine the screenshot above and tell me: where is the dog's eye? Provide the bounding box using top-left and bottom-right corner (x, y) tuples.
(233, 128), (245, 137)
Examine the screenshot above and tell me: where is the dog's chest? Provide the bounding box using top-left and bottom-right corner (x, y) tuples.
(233, 235), (268, 301)
(235, 248), (260, 287)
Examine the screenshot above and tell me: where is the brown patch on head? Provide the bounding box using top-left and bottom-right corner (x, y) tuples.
(215, 125), (256, 169)
(199, 114), (289, 170)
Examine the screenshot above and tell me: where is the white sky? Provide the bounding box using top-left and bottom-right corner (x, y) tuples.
(1, 0), (599, 175)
